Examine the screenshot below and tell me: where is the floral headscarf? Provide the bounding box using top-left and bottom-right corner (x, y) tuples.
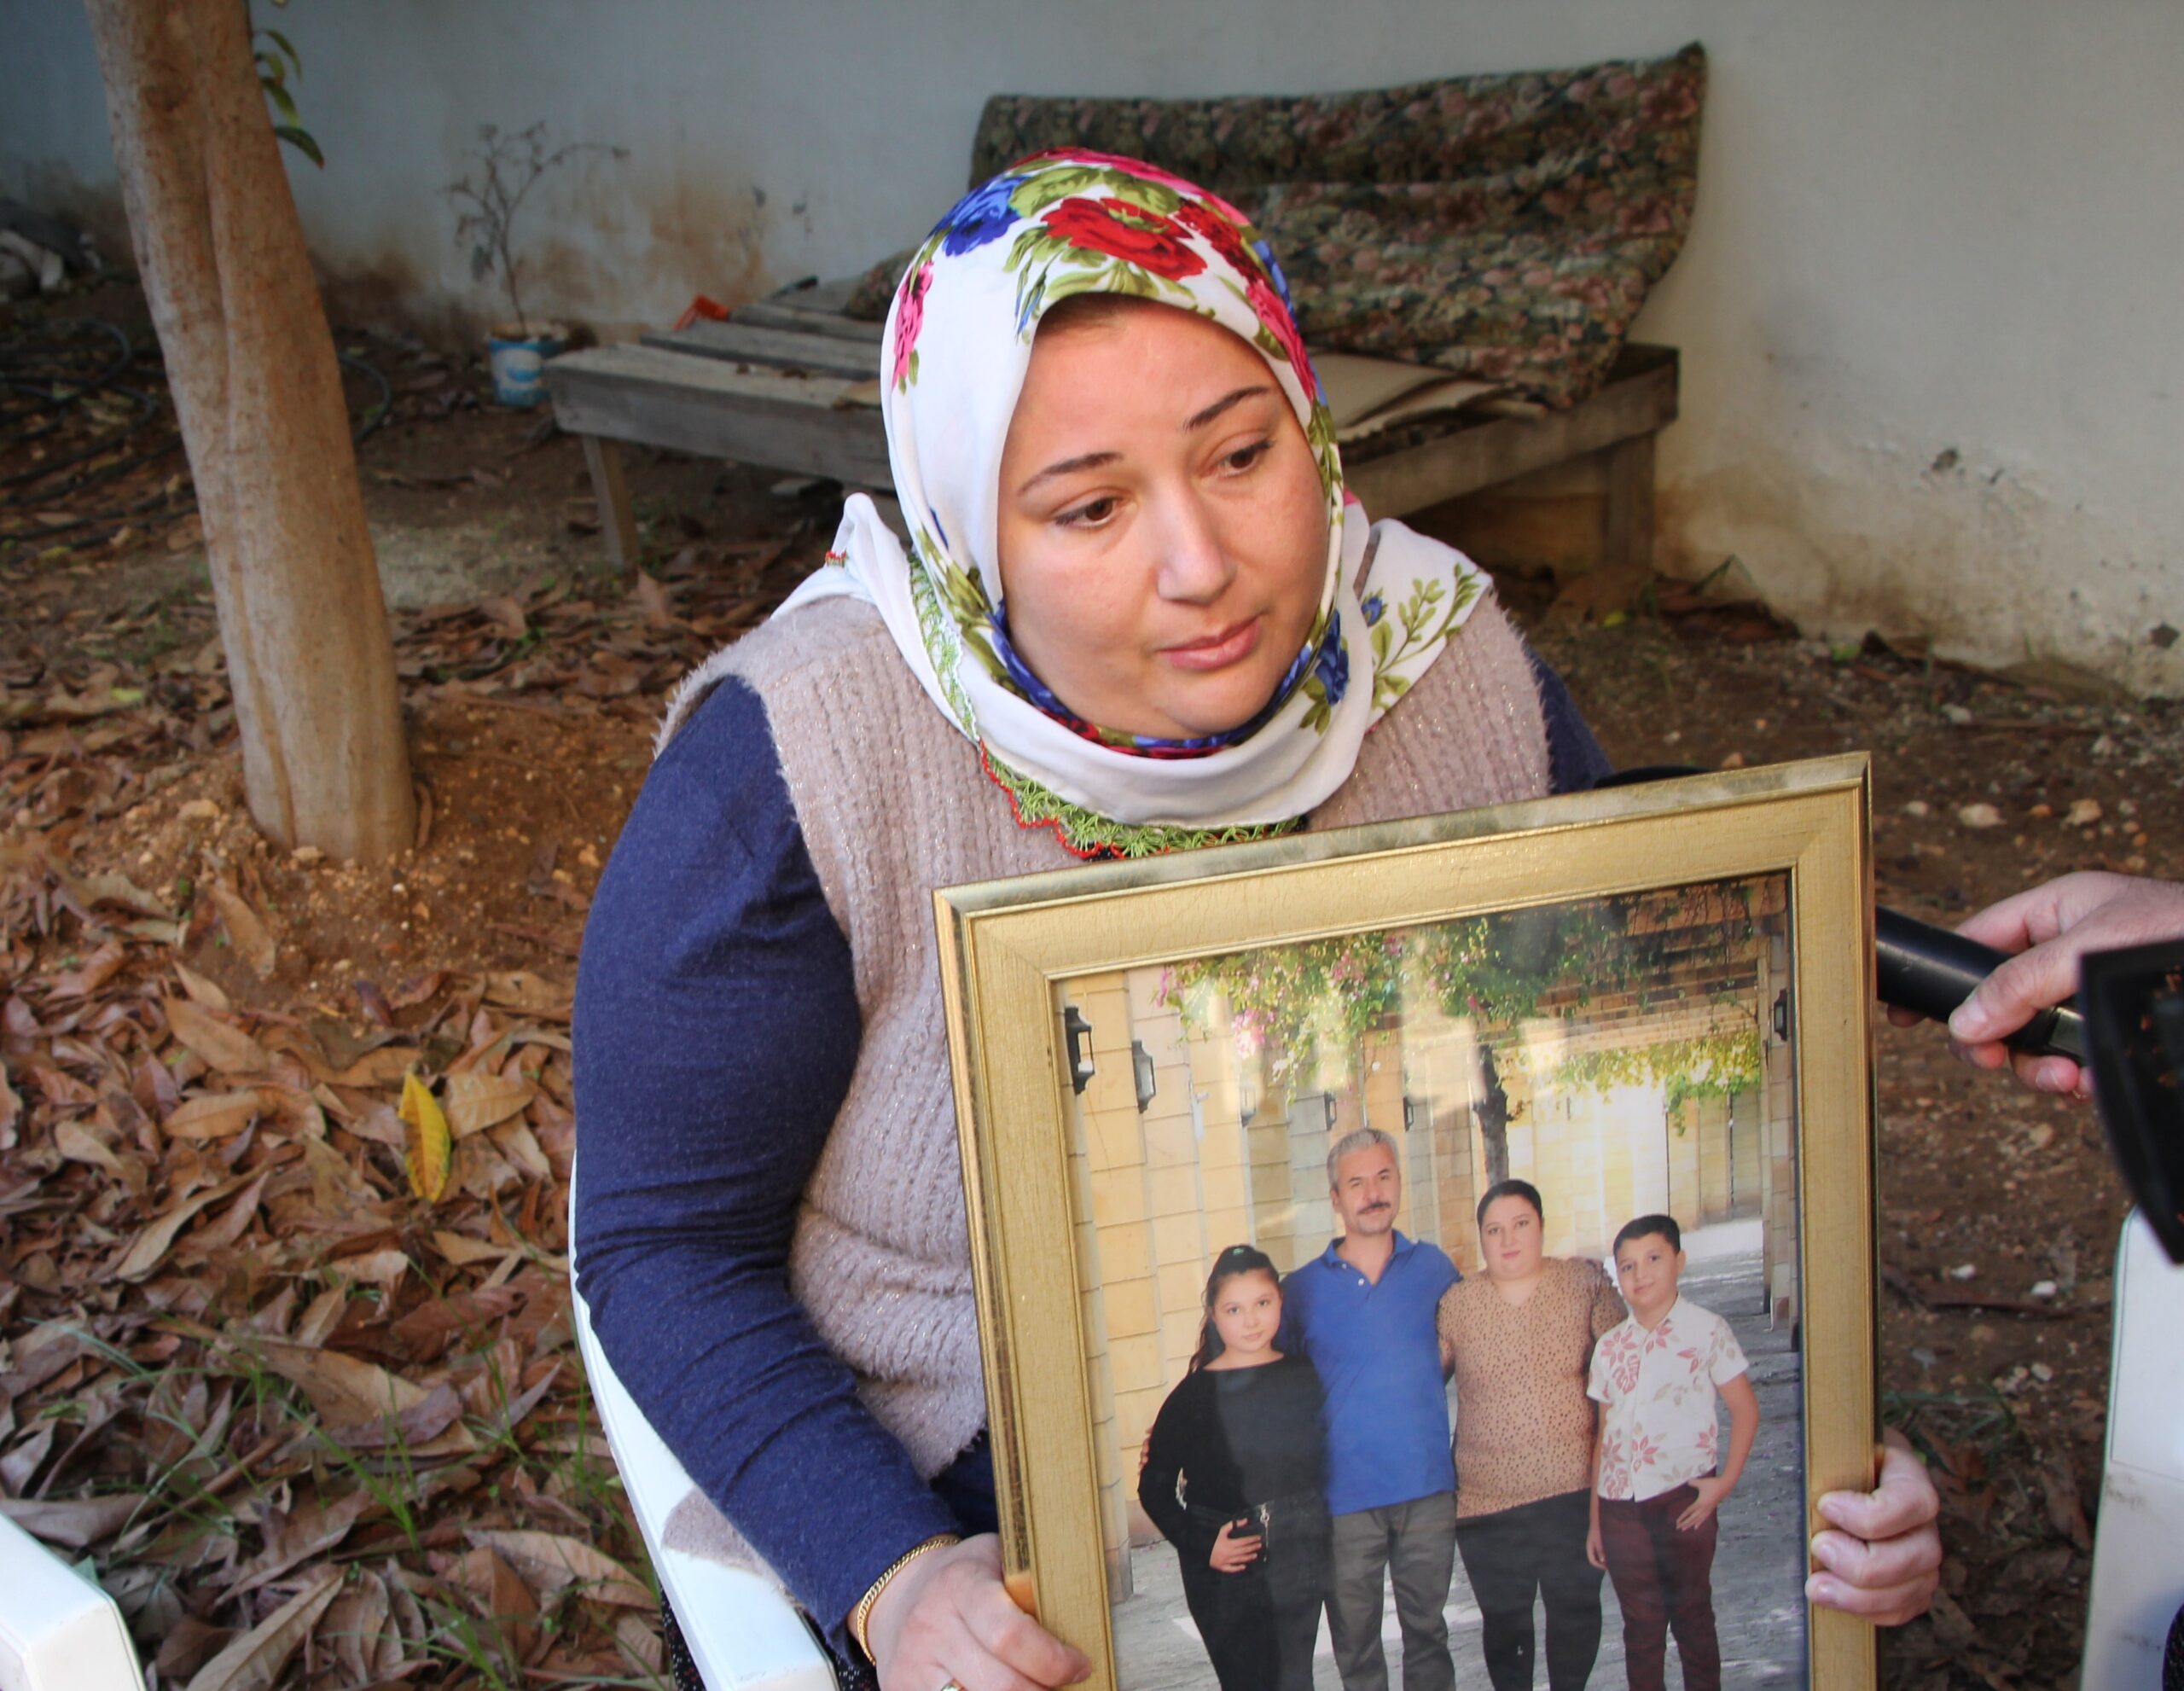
(778, 149), (1489, 858)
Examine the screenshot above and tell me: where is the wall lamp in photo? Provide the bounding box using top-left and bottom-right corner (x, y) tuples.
(1237, 1071), (1262, 1124)
(1131, 1040), (1157, 1113)
(1063, 1006), (1095, 1095)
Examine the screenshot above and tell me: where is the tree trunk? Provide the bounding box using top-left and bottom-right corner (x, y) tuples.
(1472, 1041), (1510, 1188)
(85, 0), (413, 862)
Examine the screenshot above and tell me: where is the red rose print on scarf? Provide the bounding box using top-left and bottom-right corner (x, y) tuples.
(1019, 148), (1257, 229)
(1243, 270), (1319, 402)
(1040, 198), (1206, 282)
(1173, 197), (1258, 278)
(893, 260), (933, 389)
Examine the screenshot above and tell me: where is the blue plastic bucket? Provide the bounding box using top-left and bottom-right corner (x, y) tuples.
(486, 329), (566, 406)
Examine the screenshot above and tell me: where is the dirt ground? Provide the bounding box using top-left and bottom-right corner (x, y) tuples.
(4, 282), (2180, 1688)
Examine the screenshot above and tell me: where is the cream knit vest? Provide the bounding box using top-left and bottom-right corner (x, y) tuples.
(648, 593), (1551, 1578)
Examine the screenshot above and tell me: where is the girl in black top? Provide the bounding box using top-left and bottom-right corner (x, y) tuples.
(1141, 1245), (1332, 1691)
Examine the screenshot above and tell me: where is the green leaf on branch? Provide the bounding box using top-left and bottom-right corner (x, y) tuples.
(274, 125), (325, 169)
(258, 26), (301, 72)
(260, 76), (300, 125)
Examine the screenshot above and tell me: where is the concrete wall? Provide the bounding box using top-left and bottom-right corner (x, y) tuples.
(7, 0), (2179, 690)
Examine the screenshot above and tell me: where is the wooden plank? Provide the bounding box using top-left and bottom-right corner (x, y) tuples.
(732, 299), (886, 345)
(544, 344), (892, 489)
(1603, 430), (1657, 573)
(641, 320), (877, 381)
(1345, 347), (1679, 520)
(579, 434), (640, 580)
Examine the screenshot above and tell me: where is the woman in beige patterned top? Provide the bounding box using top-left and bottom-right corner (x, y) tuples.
(1436, 1179), (1626, 1691)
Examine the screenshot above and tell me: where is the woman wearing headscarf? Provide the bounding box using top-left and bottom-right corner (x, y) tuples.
(572, 152), (1940, 1691)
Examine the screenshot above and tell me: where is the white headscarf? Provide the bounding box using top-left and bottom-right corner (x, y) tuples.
(778, 149), (1490, 857)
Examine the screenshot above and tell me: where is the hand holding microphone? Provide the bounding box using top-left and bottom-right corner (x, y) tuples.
(1885, 872), (2184, 1097)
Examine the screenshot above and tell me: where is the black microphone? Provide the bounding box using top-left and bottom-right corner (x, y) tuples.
(1874, 907), (2088, 1063)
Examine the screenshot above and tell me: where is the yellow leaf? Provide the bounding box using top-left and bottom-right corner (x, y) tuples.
(399, 1072), (450, 1201)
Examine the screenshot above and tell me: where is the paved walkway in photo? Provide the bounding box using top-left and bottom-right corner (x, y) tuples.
(1111, 1249), (1809, 1689)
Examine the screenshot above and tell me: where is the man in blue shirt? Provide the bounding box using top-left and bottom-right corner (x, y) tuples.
(1281, 1127), (1461, 1691)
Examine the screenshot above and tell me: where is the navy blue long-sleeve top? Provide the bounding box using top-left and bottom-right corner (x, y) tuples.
(572, 653), (1606, 1652)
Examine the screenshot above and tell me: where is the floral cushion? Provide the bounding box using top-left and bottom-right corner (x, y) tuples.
(845, 44), (1704, 410)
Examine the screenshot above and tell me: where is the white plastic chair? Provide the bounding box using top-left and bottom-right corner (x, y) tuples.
(568, 1171), (837, 1690)
(2081, 1210), (2184, 1690)
(0, 1514), (141, 1691)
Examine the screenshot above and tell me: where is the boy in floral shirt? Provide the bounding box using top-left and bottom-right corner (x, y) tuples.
(1584, 1215), (1761, 1691)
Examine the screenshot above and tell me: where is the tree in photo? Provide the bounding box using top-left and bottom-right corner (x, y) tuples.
(85, 0), (413, 861)
(1165, 885), (1768, 1182)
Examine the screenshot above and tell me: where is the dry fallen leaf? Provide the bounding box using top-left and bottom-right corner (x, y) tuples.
(164, 1090), (264, 1141)
(113, 1170), (257, 1281)
(55, 1117), (125, 1174)
(171, 1170), (273, 1264)
(323, 1381), (464, 1453)
(453, 1544), (540, 1660)
(615, 1610), (665, 1673)
(433, 1229), (515, 1268)
(71, 868), (171, 920)
(322, 1568), (401, 1683)
(443, 1070), (536, 1136)
(491, 1118), (553, 1182)
(0, 1492), (146, 1549)
(389, 1287), (522, 1363)
(173, 957), (234, 1013)
(322, 1046), (419, 1090)
(400, 1072), (451, 1200)
(226, 1491), (373, 1597)
(464, 1528), (653, 1607)
(252, 1342), (474, 1457)
(46, 938), (126, 999)
(165, 997), (270, 1074)
(253, 1341), (415, 1425)
(206, 882), (277, 979)
(183, 1562), (342, 1691)
(1957, 802), (2003, 829)
(331, 1246), (412, 1293)
(483, 969), (572, 1019)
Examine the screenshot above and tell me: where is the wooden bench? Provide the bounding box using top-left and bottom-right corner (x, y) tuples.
(544, 277), (1677, 579)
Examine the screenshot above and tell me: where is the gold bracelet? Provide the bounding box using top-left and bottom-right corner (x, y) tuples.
(849, 1532), (962, 1662)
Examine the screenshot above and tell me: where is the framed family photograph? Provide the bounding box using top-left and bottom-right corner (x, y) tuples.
(935, 755), (1879, 1691)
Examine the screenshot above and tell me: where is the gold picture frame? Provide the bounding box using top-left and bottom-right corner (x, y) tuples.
(935, 756), (1878, 1691)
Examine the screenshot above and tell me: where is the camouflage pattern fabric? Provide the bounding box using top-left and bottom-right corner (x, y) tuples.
(847, 44), (1705, 410)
